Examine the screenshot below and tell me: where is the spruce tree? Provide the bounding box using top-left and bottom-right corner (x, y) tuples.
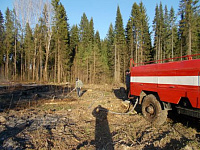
(125, 19), (134, 60)
(114, 5), (125, 82)
(106, 23), (115, 78)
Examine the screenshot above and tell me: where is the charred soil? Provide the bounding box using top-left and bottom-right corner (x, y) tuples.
(0, 83), (200, 150)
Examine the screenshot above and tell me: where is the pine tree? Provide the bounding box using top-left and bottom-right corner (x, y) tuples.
(52, 0), (70, 83)
(169, 7), (178, 58)
(163, 5), (170, 59)
(0, 10), (4, 69)
(131, 3), (140, 63)
(153, 3), (165, 61)
(13, 9), (20, 80)
(4, 8), (14, 79)
(194, 8), (200, 55)
(33, 19), (45, 82)
(139, 2), (152, 62)
(100, 39), (110, 82)
(125, 18), (134, 62)
(24, 22), (34, 81)
(93, 31), (101, 83)
(129, 2), (152, 64)
(33, 24), (39, 81)
(78, 13), (90, 82)
(70, 24), (79, 81)
(192, 6), (200, 55)
(88, 18), (95, 83)
(179, 0), (199, 56)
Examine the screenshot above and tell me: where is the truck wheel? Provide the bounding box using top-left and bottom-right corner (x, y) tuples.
(142, 94), (168, 126)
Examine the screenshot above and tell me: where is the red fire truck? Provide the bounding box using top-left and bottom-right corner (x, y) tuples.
(130, 54), (200, 125)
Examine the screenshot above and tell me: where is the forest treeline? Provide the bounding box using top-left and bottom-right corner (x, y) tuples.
(0, 0), (199, 84)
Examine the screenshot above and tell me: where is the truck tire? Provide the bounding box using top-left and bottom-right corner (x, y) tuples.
(142, 94), (168, 126)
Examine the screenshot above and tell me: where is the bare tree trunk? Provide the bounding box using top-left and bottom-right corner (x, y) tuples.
(117, 46), (120, 82)
(136, 31), (138, 64)
(27, 50), (31, 81)
(131, 36), (133, 59)
(33, 39), (37, 81)
(14, 30), (17, 80)
(24, 55), (27, 80)
(123, 54), (125, 82)
(57, 39), (60, 83)
(181, 38), (183, 60)
(39, 39), (43, 82)
(21, 50), (23, 81)
(44, 1), (53, 82)
(140, 40), (143, 63)
(158, 36), (161, 61)
(44, 33), (51, 82)
(86, 57), (89, 83)
(93, 51), (96, 84)
(5, 51), (9, 79)
(114, 44), (117, 82)
(36, 55), (39, 81)
(188, 24), (192, 55)
(156, 35), (158, 61)
(90, 63), (92, 84)
(160, 40), (163, 62)
(171, 27), (174, 59)
(54, 44), (57, 83)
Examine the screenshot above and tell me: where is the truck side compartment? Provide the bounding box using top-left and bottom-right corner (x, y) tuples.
(130, 59), (200, 109)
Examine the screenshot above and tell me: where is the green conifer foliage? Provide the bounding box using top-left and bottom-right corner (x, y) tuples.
(52, 0), (70, 83)
(0, 10), (4, 68)
(4, 8), (14, 79)
(114, 6), (126, 82)
(0, 0), (199, 83)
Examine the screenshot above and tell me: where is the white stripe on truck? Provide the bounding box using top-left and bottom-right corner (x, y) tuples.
(130, 76), (199, 86)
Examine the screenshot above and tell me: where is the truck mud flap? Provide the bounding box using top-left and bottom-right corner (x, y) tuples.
(176, 106), (200, 118)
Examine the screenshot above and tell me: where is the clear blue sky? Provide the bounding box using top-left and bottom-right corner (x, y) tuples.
(0, 0), (180, 39)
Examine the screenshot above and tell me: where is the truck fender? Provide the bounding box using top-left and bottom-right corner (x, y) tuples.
(139, 91), (147, 104)
(139, 91), (171, 110)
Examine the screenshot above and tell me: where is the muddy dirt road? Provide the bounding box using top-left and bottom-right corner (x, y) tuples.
(0, 84), (200, 149)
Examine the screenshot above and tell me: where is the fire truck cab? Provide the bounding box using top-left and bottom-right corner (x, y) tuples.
(130, 54), (200, 125)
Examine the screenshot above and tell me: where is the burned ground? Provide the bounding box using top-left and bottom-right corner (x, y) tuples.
(0, 83), (200, 150)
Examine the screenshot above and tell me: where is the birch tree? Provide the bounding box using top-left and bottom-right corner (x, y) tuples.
(43, 1), (53, 82)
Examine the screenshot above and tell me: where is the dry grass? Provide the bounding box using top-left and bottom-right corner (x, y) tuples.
(0, 84), (200, 149)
